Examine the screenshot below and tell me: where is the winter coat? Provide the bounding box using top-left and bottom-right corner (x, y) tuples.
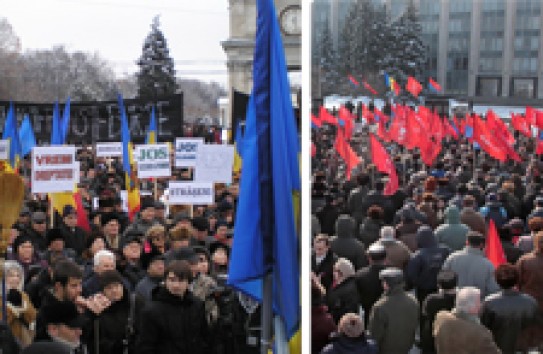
(420, 291), (455, 353)
(0, 322), (21, 354)
(435, 206), (470, 251)
(460, 207), (487, 237)
(136, 285), (208, 354)
(191, 273), (219, 326)
(418, 202), (439, 230)
(377, 239), (411, 271)
(134, 276), (161, 302)
(368, 285), (419, 354)
(347, 185), (369, 227)
(24, 268), (52, 309)
(317, 204), (341, 236)
(433, 310), (501, 354)
(395, 221), (422, 252)
(501, 240), (524, 265)
(516, 252), (543, 349)
(358, 218), (384, 248)
(88, 288), (144, 354)
(122, 217), (156, 240)
(353, 263), (386, 326)
(0, 290), (36, 347)
(442, 246), (500, 297)
(407, 228), (450, 293)
(326, 277), (359, 324)
(59, 223), (88, 256)
(330, 216), (367, 270)
(481, 289), (539, 353)
(22, 227), (48, 253)
(312, 250), (338, 292)
(311, 305), (336, 354)
(117, 261), (146, 291)
(360, 191), (395, 224)
(320, 333), (378, 354)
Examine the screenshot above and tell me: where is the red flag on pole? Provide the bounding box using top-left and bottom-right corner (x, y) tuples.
(74, 191), (91, 233)
(334, 128), (360, 180)
(428, 77), (442, 92)
(363, 80), (378, 95)
(348, 75), (360, 86)
(370, 134), (398, 195)
(406, 76), (423, 97)
(319, 106), (338, 126)
(311, 113), (322, 128)
(485, 219), (507, 267)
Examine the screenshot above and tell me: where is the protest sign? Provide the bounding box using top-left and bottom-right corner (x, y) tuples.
(134, 143), (171, 178)
(0, 139), (8, 160)
(32, 146), (77, 193)
(96, 142), (123, 157)
(194, 144), (234, 184)
(168, 181), (214, 205)
(175, 137), (204, 167)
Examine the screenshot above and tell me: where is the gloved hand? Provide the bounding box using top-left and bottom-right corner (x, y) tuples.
(6, 289), (22, 307)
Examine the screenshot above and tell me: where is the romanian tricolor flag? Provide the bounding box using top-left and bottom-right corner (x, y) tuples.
(1, 103), (21, 173)
(145, 106), (157, 144)
(384, 72), (400, 95)
(118, 94), (140, 220)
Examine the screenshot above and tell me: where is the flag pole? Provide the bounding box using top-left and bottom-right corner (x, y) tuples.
(261, 272), (273, 354)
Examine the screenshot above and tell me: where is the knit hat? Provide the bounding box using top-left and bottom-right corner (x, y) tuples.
(46, 228), (64, 246)
(338, 313), (364, 338)
(99, 270), (124, 290)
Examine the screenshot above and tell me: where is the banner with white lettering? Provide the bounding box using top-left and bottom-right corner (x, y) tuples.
(175, 137), (204, 167)
(0, 139), (8, 160)
(168, 181), (214, 205)
(32, 146), (77, 193)
(194, 144), (235, 184)
(96, 142), (123, 157)
(134, 143), (171, 179)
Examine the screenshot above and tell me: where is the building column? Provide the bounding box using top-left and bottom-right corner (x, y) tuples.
(437, 0), (449, 91)
(502, 0), (516, 97)
(468, 0), (481, 96)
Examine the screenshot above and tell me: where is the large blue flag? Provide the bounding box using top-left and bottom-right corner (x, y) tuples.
(50, 101), (62, 145)
(2, 103), (21, 169)
(227, 0), (300, 344)
(19, 115), (36, 157)
(61, 97), (71, 143)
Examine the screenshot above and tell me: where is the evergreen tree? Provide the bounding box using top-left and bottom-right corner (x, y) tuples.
(318, 16), (341, 96)
(136, 16), (178, 99)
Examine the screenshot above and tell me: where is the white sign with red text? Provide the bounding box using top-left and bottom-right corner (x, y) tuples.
(31, 146), (77, 193)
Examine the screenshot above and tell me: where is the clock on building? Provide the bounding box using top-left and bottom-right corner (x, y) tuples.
(279, 4), (301, 36)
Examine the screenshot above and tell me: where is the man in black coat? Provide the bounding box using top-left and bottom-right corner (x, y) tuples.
(420, 270), (457, 354)
(359, 180), (395, 224)
(481, 264), (539, 354)
(23, 211), (48, 253)
(326, 258), (359, 324)
(59, 205), (88, 257)
(137, 260), (208, 354)
(330, 215), (367, 271)
(311, 235), (337, 292)
(354, 243), (386, 326)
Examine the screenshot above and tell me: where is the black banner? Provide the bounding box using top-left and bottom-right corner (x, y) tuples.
(0, 94), (183, 145)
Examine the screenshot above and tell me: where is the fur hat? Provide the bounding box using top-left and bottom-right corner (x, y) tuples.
(338, 313), (364, 338)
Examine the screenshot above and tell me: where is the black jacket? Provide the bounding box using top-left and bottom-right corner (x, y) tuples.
(320, 332), (378, 354)
(358, 218), (384, 248)
(353, 263), (386, 326)
(311, 250), (337, 292)
(481, 289), (539, 354)
(23, 227), (48, 253)
(420, 291), (456, 353)
(136, 285), (208, 354)
(25, 268), (52, 309)
(59, 223), (88, 256)
(360, 191), (394, 224)
(330, 216), (367, 270)
(316, 203), (341, 236)
(326, 277), (359, 324)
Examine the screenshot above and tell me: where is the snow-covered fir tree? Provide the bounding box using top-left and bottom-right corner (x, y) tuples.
(317, 16), (341, 96)
(136, 16), (178, 99)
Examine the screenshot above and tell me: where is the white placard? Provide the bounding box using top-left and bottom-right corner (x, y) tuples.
(168, 181), (214, 205)
(134, 143), (171, 178)
(175, 137), (204, 167)
(194, 144), (235, 184)
(96, 142), (123, 157)
(74, 161), (80, 184)
(32, 146), (77, 193)
(120, 190), (128, 212)
(0, 139), (9, 160)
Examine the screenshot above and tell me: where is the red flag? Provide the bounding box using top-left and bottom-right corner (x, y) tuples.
(419, 138), (441, 166)
(361, 104), (373, 124)
(74, 191), (91, 233)
(405, 109), (423, 149)
(525, 106), (536, 127)
(485, 219), (507, 267)
(443, 118), (459, 140)
(406, 76), (423, 97)
(335, 128), (360, 179)
(338, 106), (355, 140)
(311, 142), (316, 157)
(363, 80), (378, 95)
(536, 110), (543, 130)
(348, 75), (360, 86)
(319, 106), (338, 126)
(429, 77), (442, 92)
(473, 114), (507, 161)
(511, 113), (531, 138)
(370, 134), (398, 195)
(311, 113), (322, 128)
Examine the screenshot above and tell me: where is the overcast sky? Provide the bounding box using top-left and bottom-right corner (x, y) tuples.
(1, 0), (229, 86)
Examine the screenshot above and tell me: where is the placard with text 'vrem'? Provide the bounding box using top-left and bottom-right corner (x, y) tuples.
(134, 144), (171, 179)
(31, 146), (77, 194)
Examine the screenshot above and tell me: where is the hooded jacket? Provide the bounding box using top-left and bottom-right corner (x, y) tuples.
(407, 226), (450, 292)
(331, 216), (367, 270)
(435, 206), (470, 251)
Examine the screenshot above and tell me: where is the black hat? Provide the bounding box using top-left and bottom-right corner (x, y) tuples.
(12, 234), (34, 253)
(192, 217), (209, 232)
(192, 246), (210, 260)
(120, 235), (142, 250)
(31, 211), (46, 223)
(166, 247), (198, 265)
(209, 242), (230, 257)
(101, 212), (120, 227)
(140, 250), (165, 270)
(62, 205), (77, 218)
(85, 234), (106, 250)
(98, 197), (115, 209)
(140, 198), (155, 211)
(154, 201), (165, 210)
(46, 228), (64, 246)
(216, 220), (228, 229)
(41, 301), (87, 328)
(379, 268), (404, 287)
(99, 270), (124, 290)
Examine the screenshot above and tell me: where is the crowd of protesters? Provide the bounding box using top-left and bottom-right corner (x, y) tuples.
(0, 136), (262, 354)
(312, 102), (543, 354)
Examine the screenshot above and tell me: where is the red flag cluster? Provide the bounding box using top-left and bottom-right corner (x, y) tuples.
(370, 134), (398, 195)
